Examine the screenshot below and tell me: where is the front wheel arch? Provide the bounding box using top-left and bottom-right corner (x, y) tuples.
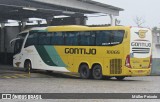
(24, 59), (32, 72)
(78, 62), (90, 72)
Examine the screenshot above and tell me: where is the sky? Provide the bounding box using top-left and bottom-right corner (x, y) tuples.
(87, 0), (160, 28)
(5, 0), (160, 28)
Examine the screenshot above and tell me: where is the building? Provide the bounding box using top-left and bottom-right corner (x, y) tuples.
(152, 31), (160, 75)
(0, 0), (123, 64)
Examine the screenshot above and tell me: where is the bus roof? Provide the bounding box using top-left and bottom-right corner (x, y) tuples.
(91, 26), (130, 31)
(47, 25), (131, 32)
(18, 25), (141, 34)
(47, 25), (90, 32)
(19, 27), (47, 34)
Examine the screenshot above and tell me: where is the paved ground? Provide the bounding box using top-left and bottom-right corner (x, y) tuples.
(0, 64), (160, 102)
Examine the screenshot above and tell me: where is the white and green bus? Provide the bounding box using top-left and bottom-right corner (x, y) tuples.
(11, 25), (152, 80)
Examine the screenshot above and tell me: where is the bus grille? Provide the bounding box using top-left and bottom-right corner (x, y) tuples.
(110, 59), (122, 74)
(132, 47), (150, 54)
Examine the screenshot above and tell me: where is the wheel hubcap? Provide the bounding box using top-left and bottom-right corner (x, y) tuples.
(94, 68), (101, 77)
(82, 68), (87, 76)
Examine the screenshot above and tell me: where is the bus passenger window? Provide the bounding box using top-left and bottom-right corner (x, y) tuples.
(111, 30), (124, 45)
(79, 32), (93, 46)
(89, 32), (96, 46)
(38, 32), (51, 45)
(96, 31), (111, 46)
(25, 32), (38, 47)
(65, 32), (78, 45)
(51, 32), (64, 45)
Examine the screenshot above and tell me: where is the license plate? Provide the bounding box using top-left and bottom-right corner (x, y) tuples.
(138, 70), (143, 73)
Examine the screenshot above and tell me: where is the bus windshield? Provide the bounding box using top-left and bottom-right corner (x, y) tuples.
(14, 33), (27, 54)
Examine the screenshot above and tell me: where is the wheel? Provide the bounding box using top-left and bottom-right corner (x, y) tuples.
(24, 61), (32, 72)
(79, 64), (91, 79)
(115, 76), (125, 80)
(92, 65), (103, 80)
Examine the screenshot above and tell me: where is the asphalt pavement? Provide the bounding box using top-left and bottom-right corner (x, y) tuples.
(0, 64), (160, 102)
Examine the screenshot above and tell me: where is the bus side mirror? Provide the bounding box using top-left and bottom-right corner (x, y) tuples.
(10, 38), (20, 47)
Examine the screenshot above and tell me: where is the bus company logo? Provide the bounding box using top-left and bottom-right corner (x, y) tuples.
(135, 30), (148, 38)
(2, 94), (11, 99)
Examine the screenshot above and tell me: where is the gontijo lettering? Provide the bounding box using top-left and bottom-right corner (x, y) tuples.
(65, 48), (96, 55)
(131, 42), (151, 47)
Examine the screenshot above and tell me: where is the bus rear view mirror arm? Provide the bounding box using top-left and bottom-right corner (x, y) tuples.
(10, 38), (20, 47)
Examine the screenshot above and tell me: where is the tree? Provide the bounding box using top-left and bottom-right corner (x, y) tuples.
(152, 27), (160, 34)
(134, 16), (145, 27)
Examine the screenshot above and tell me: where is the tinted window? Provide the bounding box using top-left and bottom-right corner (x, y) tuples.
(51, 32), (64, 45)
(111, 30), (124, 45)
(24, 30), (124, 46)
(65, 32), (78, 45)
(96, 31), (112, 46)
(39, 32), (51, 45)
(49, 30), (124, 46)
(25, 32), (38, 47)
(14, 33), (27, 54)
(79, 31), (95, 46)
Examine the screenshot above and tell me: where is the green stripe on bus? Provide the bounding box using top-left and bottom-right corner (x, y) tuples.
(35, 45), (57, 66)
(44, 46), (67, 67)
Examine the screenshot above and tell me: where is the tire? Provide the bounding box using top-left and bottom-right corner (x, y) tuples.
(79, 64), (91, 79)
(92, 65), (103, 80)
(24, 61), (32, 72)
(115, 76), (125, 80)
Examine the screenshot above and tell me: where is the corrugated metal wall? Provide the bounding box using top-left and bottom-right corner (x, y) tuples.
(151, 33), (160, 75)
(151, 58), (160, 75)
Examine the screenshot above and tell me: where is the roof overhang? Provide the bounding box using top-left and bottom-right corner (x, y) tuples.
(33, 0), (123, 15)
(0, 0), (123, 22)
